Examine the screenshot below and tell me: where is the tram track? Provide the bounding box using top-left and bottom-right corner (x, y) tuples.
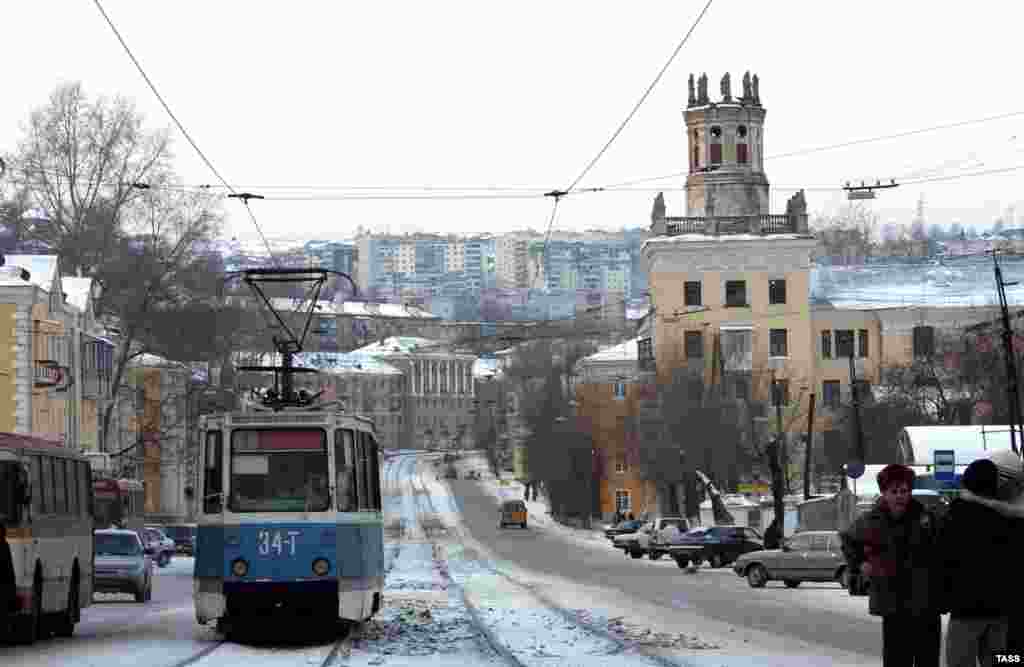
(410, 456), (691, 667)
(168, 631), (353, 667)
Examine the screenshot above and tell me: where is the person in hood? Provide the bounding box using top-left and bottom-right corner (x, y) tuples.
(841, 464), (944, 667)
(954, 450), (1024, 654)
(940, 459), (1013, 666)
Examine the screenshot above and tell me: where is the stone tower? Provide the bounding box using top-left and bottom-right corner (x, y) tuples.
(684, 71), (768, 217)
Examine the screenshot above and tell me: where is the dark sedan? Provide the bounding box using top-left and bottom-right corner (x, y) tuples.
(604, 519), (644, 540)
(654, 525), (764, 568)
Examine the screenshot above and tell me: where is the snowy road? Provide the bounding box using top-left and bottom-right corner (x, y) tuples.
(4, 450), (885, 666)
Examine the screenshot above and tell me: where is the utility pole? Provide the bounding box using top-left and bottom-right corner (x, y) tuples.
(803, 393), (816, 500)
(990, 250), (1022, 455)
(848, 352), (866, 464)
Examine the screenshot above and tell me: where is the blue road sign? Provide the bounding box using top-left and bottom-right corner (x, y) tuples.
(934, 450), (956, 482)
(846, 461), (866, 479)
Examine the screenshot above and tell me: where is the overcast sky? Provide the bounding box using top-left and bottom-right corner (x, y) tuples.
(3, 1), (1024, 245)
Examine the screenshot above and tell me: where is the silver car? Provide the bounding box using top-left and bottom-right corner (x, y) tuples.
(732, 530), (847, 589)
(94, 529), (153, 602)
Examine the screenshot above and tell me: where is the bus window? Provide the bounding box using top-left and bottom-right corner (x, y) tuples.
(370, 437), (382, 510)
(356, 432), (370, 511)
(79, 462), (92, 518)
(40, 457), (54, 515)
(67, 460), (78, 517)
(54, 459), (68, 515)
(204, 431), (223, 514)
(30, 456), (43, 516)
(334, 429), (357, 512)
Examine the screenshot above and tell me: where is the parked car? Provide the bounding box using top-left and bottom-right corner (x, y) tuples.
(161, 523), (197, 555)
(141, 526), (176, 567)
(614, 517), (688, 558)
(93, 529), (153, 603)
(653, 525), (764, 568)
(604, 519), (645, 541)
(499, 500), (528, 528)
(732, 530), (847, 589)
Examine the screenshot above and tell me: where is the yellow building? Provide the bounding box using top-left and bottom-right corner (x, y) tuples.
(641, 73), (1013, 488)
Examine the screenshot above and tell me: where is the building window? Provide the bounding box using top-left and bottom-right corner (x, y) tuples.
(769, 329), (788, 357)
(685, 331), (704, 359)
(684, 281), (702, 307)
(737, 142), (748, 165)
(821, 331), (833, 359)
(615, 490), (631, 512)
(725, 281), (747, 307)
(853, 380), (872, 405)
(769, 279), (786, 305)
(615, 461), (626, 474)
(771, 379), (789, 406)
(823, 380), (841, 409)
(732, 376), (750, 401)
(614, 382), (626, 400)
(709, 142), (722, 165)
(913, 326), (935, 357)
(835, 329), (855, 358)
(638, 337), (654, 371)
(857, 329), (869, 358)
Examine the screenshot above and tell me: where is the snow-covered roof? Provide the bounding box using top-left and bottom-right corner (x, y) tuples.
(643, 234), (813, 253)
(5, 255), (58, 291)
(269, 298), (436, 319)
(61, 277), (92, 312)
(127, 353), (187, 369)
(294, 351), (403, 375)
(353, 336), (443, 355)
(473, 357), (500, 379)
(580, 337), (639, 363)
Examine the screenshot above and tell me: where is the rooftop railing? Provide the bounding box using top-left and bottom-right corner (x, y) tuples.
(662, 213), (805, 237)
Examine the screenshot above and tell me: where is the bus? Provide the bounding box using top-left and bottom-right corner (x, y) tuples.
(194, 408), (384, 633)
(93, 478), (145, 531)
(0, 432), (94, 644)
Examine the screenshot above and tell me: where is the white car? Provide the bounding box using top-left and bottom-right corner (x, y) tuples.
(615, 517), (689, 559)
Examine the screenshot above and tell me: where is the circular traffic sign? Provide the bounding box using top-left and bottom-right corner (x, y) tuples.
(846, 461), (866, 479)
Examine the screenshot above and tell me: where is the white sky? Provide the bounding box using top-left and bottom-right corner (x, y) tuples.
(3, 1), (1024, 245)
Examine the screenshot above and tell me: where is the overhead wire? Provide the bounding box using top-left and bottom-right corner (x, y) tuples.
(600, 109), (1024, 189)
(90, 0), (278, 265)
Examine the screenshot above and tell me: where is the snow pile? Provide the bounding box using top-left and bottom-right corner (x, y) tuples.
(353, 597), (484, 661)
(572, 609), (721, 651)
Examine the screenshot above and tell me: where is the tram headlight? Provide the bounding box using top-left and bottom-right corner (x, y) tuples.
(312, 558), (330, 576)
(231, 559), (249, 577)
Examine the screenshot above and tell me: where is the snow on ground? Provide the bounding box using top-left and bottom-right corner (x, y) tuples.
(448, 453), (613, 551)
(155, 556), (195, 576)
(432, 454), (876, 666)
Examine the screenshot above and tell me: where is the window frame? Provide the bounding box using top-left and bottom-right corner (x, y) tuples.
(913, 325), (935, 358)
(613, 382), (626, 400)
(684, 330), (704, 359)
(769, 329), (788, 358)
(821, 330), (833, 359)
(768, 279), (787, 305)
(771, 379), (790, 407)
(614, 461), (626, 474)
(823, 380), (841, 409)
(684, 281), (702, 307)
(614, 489), (631, 512)
(41, 457), (55, 515)
(857, 329), (869, 358)
(203, 430), (223, 514)
(835, 329), (855, 358)
(725, 280), (747, 307)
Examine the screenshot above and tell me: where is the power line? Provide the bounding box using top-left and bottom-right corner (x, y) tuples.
(600, 110), (1024, 189)
(90, 0), (277, 264)
(566, 0), (714, 192)
(259, 192), (549, 202)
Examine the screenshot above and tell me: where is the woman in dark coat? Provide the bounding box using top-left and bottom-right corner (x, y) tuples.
(841, 464), (945, 667)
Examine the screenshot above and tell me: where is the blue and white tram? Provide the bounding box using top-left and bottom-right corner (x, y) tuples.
(193, 408), (384, 629)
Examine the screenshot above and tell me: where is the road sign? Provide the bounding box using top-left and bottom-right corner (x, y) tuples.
(934, 450), (956, 482)
(846, 461), (866, 479)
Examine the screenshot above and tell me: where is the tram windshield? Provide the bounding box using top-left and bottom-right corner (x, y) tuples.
(229, 429), (330, 512)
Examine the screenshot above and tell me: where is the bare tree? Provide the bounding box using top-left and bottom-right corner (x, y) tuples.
(4, 82), (173, 277)
(811, 203), (879, 265)
(95, 186), (224, 451)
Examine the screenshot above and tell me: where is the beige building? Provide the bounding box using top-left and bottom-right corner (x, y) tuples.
(642, 72), (1013, 478)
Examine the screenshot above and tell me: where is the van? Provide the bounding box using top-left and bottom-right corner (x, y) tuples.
(499, 500), (528, 529)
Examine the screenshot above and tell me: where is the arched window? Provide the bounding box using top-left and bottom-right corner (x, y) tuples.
(709, 126), (722, 165)
(692, 129), (700, 169)
(736, 125), (749, 165)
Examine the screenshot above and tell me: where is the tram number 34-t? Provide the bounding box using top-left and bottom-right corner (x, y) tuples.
(257, 529), (301, 557)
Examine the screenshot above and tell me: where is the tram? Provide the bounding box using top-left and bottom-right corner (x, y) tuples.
(193, 267), (383, 633)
